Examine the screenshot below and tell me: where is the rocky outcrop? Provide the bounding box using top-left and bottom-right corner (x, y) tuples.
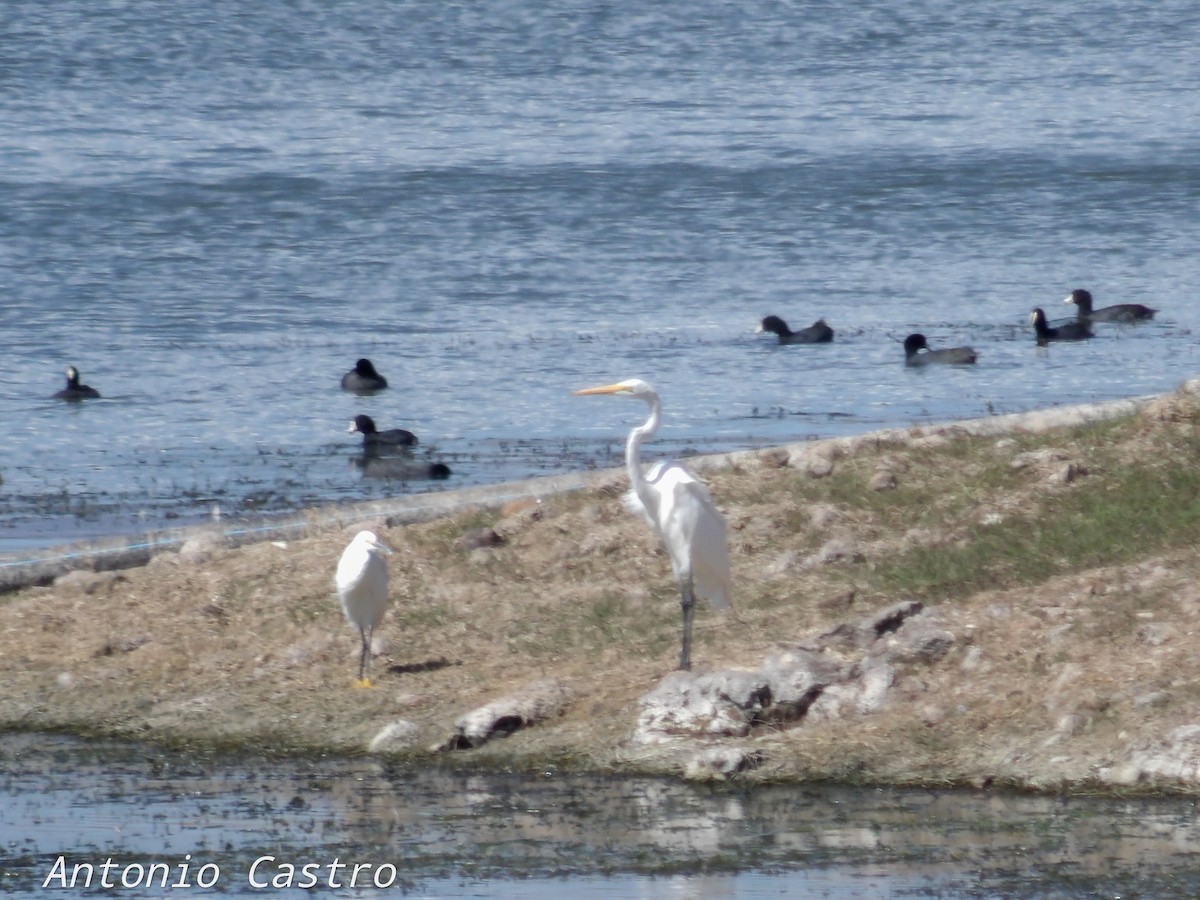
(368, 719), (421, 753)
(417, 600), (954, 776)
(683, 747), (766, 781)
(634, 670), (772, 741)
(1105, 726), (1200, 786)
(633, 600), (954, 777)
(436, 678), (572, 751)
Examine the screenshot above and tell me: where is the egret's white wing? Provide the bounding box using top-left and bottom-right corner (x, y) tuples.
(335, 539), (390, 629)
(637, 460), (732, 610)
(335, 542), (372, 594)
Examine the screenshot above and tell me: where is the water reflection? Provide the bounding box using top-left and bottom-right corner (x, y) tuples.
(351, 453), (453, 481)
(1, 734), (1198, 898)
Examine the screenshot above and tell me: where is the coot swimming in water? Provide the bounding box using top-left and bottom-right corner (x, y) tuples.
(903, 333), (977, 366)
(348, 414), (418, 449)
(1063, 288), (1156, 324)
(1030, 308), (1093, 346)
(54, 366), (101, 400)
(341, 358), (389, 393)
(756, 315), (834, 344)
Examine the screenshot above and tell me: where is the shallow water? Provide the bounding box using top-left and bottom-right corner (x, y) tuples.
(2, 734), (1199, 898)
(3, 1), (1200, 549)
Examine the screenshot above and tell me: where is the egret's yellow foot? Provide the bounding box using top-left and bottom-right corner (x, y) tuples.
(354, 678), (374, 689)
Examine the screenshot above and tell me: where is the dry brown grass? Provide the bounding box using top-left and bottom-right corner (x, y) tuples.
(4, 384), (1200, 791)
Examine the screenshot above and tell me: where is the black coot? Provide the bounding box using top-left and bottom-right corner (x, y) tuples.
(341, 359), (388, 393)
(756, 315), (834, 344)
(54, 366), (101, 400)
(903, 333), (977, 366)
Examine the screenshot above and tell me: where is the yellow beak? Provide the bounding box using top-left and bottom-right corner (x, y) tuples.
(573, 382), (629, 396)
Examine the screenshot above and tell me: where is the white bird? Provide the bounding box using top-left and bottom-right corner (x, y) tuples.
(334, 530), (393, 687)
(573, 378), (732, 671)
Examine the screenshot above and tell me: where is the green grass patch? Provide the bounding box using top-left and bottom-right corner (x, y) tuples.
(503, 587), (679, 662)
(420, 508), (502, 550)
(862, 445), (1200, 601)
(581, 591), (632, 645)
(393, 601), (455, 630)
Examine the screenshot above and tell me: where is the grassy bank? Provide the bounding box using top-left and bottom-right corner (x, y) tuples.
(2, 383), (1200, 792)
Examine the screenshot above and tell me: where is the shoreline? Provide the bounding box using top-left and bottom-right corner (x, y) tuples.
(3, 382), (1200, 795)
(0, 390), (1155, 595)
(0, 468), (606, 594)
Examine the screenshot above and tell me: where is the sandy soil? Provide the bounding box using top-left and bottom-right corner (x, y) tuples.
(4, 384), (1200, 793)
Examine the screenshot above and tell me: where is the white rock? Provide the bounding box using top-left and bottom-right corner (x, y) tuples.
(368, 720), (420, 753)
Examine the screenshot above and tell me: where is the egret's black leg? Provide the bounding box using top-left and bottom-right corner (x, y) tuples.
(358, 627), (371, 685)
(679, 578), (695, 671)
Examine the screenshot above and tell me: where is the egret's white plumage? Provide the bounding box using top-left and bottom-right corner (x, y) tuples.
(335, 530), (393, 687)
(574, 378), (732, 670)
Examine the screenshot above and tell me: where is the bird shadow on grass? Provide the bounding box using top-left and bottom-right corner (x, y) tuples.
(386, 657), (460, 676)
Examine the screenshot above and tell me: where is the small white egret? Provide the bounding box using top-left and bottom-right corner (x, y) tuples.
(574, 378), (732, 671)
(334, 530), (393, 687)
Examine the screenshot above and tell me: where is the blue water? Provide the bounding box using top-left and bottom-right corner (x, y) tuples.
(3, 0), (1200, 548)
(4, 735), (1200, 898)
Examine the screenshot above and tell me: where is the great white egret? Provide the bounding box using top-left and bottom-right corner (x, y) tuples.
(1030, 308), (1093, 346)
(1063, 288), (1156, 324)
(54, 366), (101, 400)
(335, 530), (393, 687)
(348, 414), (418, 449)
(903, 333), (977, 366)
(756, 315), (834, 344)
(341, 358), (389, 393)
(573, 378), (732, 671)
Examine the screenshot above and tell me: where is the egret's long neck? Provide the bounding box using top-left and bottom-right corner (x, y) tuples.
(625, 394), (661, 499)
